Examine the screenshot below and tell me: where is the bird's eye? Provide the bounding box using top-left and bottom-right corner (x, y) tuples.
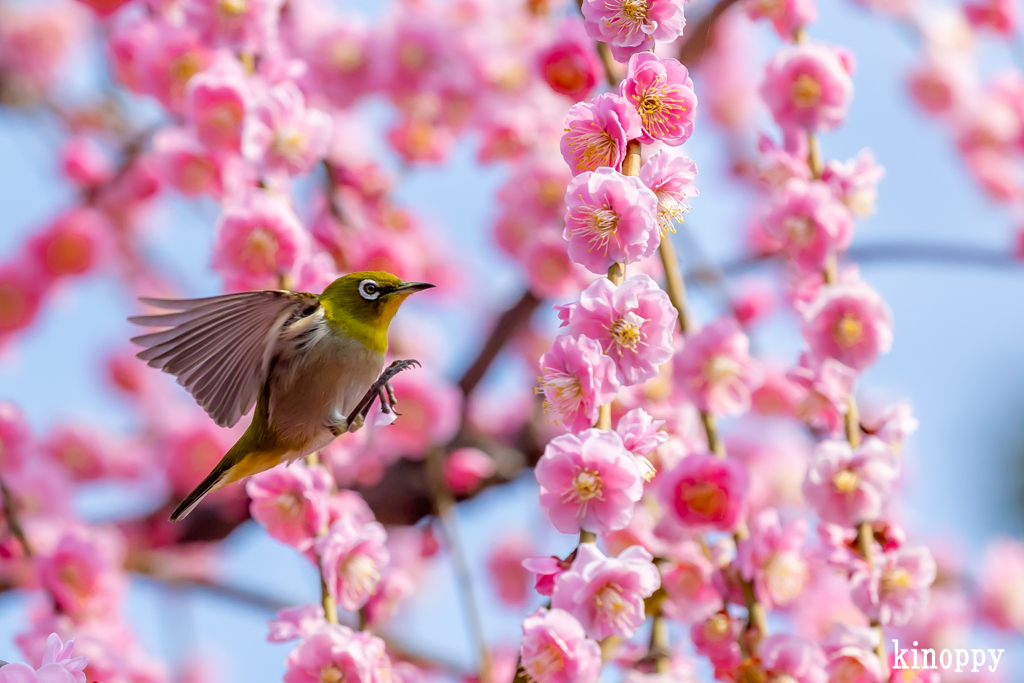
(359, 280), (381, 300)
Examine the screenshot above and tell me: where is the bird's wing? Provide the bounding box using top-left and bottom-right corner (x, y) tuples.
(129, 290), (321, 428)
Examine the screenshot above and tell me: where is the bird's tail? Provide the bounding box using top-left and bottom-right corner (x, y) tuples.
(169, 459), (232, 522)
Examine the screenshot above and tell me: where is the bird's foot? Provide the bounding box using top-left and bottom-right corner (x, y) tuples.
(345, 359), (420, 428)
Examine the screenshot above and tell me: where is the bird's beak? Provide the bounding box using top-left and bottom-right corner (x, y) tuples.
(396, 281), (435, 293)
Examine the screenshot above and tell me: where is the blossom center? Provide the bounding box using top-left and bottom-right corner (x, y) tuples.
(0, 283), (27, 329)
(655, 191), (686, 235)
(791, 73), (822, 108)
(609, 317), (642, 350)
(57, 563), (90, 599)
(569, 204), (621, 254)
(704, 354), (742, 385)
(594, 583), (635, 629)
(209, 102), (244, 135)
(680, 481), (726, 518)
(830, 659), (868, 683)
(525, 642), (565, 681)
(217, 0), (249, 17)
(240, 226), (280, 274)
(330, 40), (363, 71)
(832, 468), (860, 494)
(564, 125), (618, 172)
(537, 369), (583, 422)
(704, 613), (731, 641)
(570, 469), (603, 501)
(619, 0), (649, 22)
(272, 126), (310, 164)
(763, 552), (808, 605)
(782, 215), (815, 245)
(832, 314), (863, 348)
(319, 665), (344, 683)
(881, 567), (913, 594)
(342, 553), (381, 598)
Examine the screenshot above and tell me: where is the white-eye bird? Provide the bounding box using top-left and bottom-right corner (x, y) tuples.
(129, 270), (433, 522)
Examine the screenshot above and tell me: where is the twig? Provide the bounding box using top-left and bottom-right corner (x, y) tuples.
(677, 0), (744, 66)
(458, 291), (541, 399)
(0, 478), (32, 558)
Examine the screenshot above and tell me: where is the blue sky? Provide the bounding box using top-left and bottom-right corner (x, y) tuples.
(3, 0), (1024, 679)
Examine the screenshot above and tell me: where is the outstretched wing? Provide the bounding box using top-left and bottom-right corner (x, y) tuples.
(129, 290), (320, 428)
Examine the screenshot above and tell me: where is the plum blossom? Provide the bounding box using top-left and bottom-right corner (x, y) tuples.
(34, 526), (125, 621)
(27, 208), (108, 279)
(284, 624), (391, 683)
(522, 233), (595, 299)
(862, 401), (918, 451)
(978, 538), (1024, 632)
(183, 0), (281, 51)
(755, 633), (828, 683)
(557, 274), (676, 385)
(851, 546), (936, 627)
(213, 191), (312, 289)
(762, 178), (854, 274)
(802, 280), (893, 372)
(519, 608), (602, 683)
(659, 542), (721, 622)
(444, 447), (495, 495)
(537, 335), (620, 432)
(0, 401), (30, 470)
(316, 518), (390, 611)
(185, 53), (252, 152)
(620, 53), (697, 146)
(486, 535), (534, 606)
(803, 438), (898, 526)
(744, 0), (818, 39)
(639, 150), (698, 236)
(535, 429), (643, 535)
(822, 624), (886, 683)
(762, 42), (855, 132)
(537, 19), (602, 102)
(615, 408), (668, 479)
(0, 633), (88, 683)
(964, 0), (1019, 35)
(268, 605), (327, 643)
(580, 0), (687, 62)
(523, 556), (572, 597)
(656, 452), (749, 532)
(788, 354), (856, 435)
(737, 508), (809, 608)
(246, 462), (334, 552)
(673, 318), (761, 416)
(563, 166), (661, 274)
(560, 94), (642, 176)
(550, 543), (660, 640)
(690, 613), (743, 672)
(821, 150), (886, 218)
(242, 83), (333, 177)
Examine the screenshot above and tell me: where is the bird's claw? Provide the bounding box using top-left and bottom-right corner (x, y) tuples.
(345, 359), (420, 428)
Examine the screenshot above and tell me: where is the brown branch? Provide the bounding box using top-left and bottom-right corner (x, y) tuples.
(0, 478), (32, 558)
(458, 290), (541, 399)
(677, 0), (744, 66)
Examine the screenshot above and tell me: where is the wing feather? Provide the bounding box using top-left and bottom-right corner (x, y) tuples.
(129, 290), (319, 427)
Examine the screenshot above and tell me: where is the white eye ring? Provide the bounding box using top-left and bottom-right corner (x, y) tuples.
(359, 279), (381, 300)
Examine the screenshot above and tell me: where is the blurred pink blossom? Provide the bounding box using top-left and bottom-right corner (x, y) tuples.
(803, 438), (898, 526)
(656, 452), (749, 533)
(673, 318), (761, 417)
(762, 42), (854, 133)
(851, 546), (936, 627)
(519, 607), (602, 683)
(317, 518), (390, 612)
(802, 280), (893, 372)
(537, 19), (602, 102)
(284, 624), (391, 683)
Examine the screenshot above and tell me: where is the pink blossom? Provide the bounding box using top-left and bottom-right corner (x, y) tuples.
(557, 274), (676, 385)
(242, 83), (333, 177)
(284, 624), (391, 683)
(34, 526), (125, 621)
(519, 608), (602, 683)
(673, 318), (761, 416)
(0, 633), (88, 683)
(4, 458), (74, 518)
(60, 137), (113, 188)
(183, 0), (281, 52)
(690, 613), (742, 672)
(362, 571), (414, 627)
(750, 364), (804, 417)
(0, 401), (30, 471)
(639, 150), (698, 237)
(907, 58), (970, 117)
(730, 281), (776, 326)
(306, 20), (377, 108)
(788, 354), (856, 435)
(560, 94), (643, 176)
(737, 508), (809, 608)
(41, 424), (137, 481)
(135, 23), (213, 112)
(486, 535), (534, 606)
(522, 233), (595, 299)
(563, 168), (661, 274)
(620, 53), (697, 146)
(756, 132), (812, 188)
(247, 462), (334, 552)
(537, 19), (602, 102)
(964, 0), (1019, 35)
(851, 546), (936, 627)
(0, 262), (46, 340)
(27, 209), (108, 279)
(862, 401), (918, 451)
(656, 452), (749, 532)
(802, 280), (893, 372)
(268, 605), (327, 643)
(523, 556), (571, 597)
(744, 0), (817, 39)
(185, 53), (251, 153)
(152, 128), (228, 199)
(761, 42), (855, 133)
(822, 624), (885, 683)
(822, 150), (885, 218)
(213, 191), (312, 289)
(803, 438), (898, 526)
(0, 4), (84, 97)
(659, 542), (721, 622)
(316, 518), (390, 612)
(444, 448), (496, 495)
(615, 408), (668, 479)
(550, 543), (660, 640)
(535, 429), (643, 535)
(536, 335), (620, 433)
(371, 370), (461, 458)
(580, 0), (687, 62)
(758, 633), (828, 683)
(762, 178), (854, 274)
(977, 538), (1024, 632)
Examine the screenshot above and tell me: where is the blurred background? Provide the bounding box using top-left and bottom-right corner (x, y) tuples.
(2, 0), (1024, 679)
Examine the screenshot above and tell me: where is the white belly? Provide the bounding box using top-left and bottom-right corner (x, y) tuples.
(267, 330), (385, 455)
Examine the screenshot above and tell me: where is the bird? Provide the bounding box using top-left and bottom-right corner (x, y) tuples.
(129, 270), (433, 522)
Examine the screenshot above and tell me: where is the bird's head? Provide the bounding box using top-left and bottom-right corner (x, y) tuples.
(319, 271), (434, 349)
